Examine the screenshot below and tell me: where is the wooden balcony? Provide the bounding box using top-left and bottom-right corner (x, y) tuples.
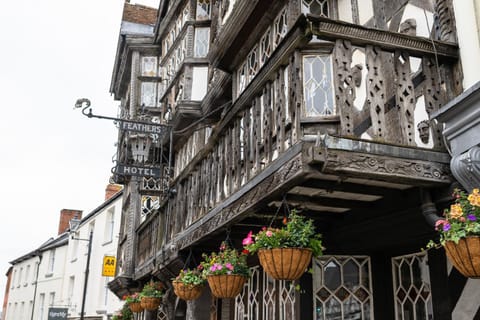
(133, 6), (461, 275)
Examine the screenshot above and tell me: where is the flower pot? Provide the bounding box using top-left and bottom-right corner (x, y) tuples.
(128, 301), (143, 313)
(444, 236), (480, 278)
(140, 296), (161, 311)
(207, 274), (247, 298)
(258, 248), (313, 280)
(172, 281), (204, 300)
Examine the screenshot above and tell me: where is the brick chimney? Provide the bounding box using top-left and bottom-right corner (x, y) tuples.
(105, 184), (122, 201)
(58, 209), (82, 235)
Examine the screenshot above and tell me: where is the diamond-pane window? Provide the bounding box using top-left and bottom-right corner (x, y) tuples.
(303, 54), (335, 116)
(392, 252), (433, 320)
(235, 267), (296, 320)
(301, 0), (329, 17)
(141, 82), (157, 107)
(196, 0), (211, 20)
(314, 256), (373, 320)
(194, 27), (210, 57)
(141, 56), (157, 77)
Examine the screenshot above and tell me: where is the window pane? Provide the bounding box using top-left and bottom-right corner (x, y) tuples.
(303, 55), (335, 116)
(141, 56), (157, 76)
(194, 27), (210, 57)
(141, 82), (157, 107)
(392, 252), (433, 320)
(196, 0), (211, 20)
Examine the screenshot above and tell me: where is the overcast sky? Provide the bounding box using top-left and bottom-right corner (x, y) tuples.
(0, 0), (159, 306)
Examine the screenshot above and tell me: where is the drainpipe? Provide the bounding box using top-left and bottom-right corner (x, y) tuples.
(30, 253), (42, 320)
(420, 188), (443, 227)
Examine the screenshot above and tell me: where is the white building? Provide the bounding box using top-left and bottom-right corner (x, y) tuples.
(4, 185), (124, 320)
(64, 189), (124, 320)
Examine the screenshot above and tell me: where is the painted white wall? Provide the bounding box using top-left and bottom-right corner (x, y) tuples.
(63, 196), (124, 320)
(5, 256), (40, 320)
(453, 0), (480, 90)
(34, 241), (69, 320)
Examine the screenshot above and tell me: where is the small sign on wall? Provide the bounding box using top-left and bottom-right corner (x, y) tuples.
(48, 307), (68, 320)
(102, 255), (116, 277)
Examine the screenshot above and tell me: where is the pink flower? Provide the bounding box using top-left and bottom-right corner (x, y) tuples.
(242, 231), (254, 245)
(225, 263), (234, 271)
(266, 230), (273, 237)
(435, 219), (447, 231)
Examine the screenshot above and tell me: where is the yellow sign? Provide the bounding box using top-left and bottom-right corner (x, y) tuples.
(102, 256), (116, 277)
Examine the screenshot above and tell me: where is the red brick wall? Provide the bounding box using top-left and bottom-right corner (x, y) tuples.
(105, 184), (123, 201)
(122, 2), (158, 26)
(58, 209), (82, 235)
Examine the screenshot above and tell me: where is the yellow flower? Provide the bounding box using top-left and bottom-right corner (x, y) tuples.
(468, 189), (480, 207)
(449, 203), (463, 219)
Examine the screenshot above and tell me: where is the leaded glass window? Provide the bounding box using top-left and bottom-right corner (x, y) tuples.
(301, 0), (330, 17)
(141, 82), (157, 107)
(392, 252), (433, 320)
(302, 54), (335, 116)
(196, 0), (211, 20)
(314, 256), (373, 320)
(141, 56), (157, 77)
(194, 27), (210, 57)
(235, 266), (296, 320)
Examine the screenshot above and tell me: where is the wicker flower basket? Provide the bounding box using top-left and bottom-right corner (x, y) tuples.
(128, 301), (143, 313)
(444, 236), (480, 278)
(207, 274), (247, 298)
(258, 248), (313, 280)
(140, 296), (161, 311)
(172, 281), (204, 301)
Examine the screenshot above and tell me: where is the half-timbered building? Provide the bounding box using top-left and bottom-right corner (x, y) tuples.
(108, 1), (480, 319)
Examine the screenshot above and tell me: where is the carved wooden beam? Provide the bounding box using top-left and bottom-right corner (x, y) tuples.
(307, 15), (458, 60)
(307, 138), (452, 186)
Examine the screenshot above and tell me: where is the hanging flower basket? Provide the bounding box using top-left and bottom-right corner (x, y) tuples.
(128, 301), (144, 313)
(258, 247), (313, 280)
(140, 296), (161, 311)
(444, 236), (480, 278)
(207, 274), (247, 298)
(172, 281), (205, 300)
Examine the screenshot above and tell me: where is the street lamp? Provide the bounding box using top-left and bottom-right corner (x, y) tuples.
(69, 217), (93, 320)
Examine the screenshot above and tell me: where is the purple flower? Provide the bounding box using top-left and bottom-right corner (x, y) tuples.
(443, 223), (451, 232)
(467, 214), (477, 221)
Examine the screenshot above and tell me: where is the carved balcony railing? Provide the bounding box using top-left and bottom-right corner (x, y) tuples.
(164, 12), (458, 244)
(135, 211), (159, 277)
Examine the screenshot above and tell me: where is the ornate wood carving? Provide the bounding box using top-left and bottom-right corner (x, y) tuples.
(308, 15), (458, 60)
(366, 45), (387, 140)
(175, 154), (305, 250)
(394, 50), (415, 146)
(434, 0), (456, 42)
(334, 39), (356, 136)
(312, 148), (451, 185)
(422, 57), (446, 150)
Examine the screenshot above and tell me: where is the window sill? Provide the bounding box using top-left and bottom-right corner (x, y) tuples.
(45, 273), (53, 278)
(102, 240), (113, 246)
(71, 258), (78, 263)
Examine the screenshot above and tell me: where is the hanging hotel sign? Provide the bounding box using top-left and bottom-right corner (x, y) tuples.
(119, 120), (169, 135)
(114, 164), (162, 178)
(102, 255), (117, 277)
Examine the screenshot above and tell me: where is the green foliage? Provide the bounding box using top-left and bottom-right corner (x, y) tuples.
(172, 268), (206, 286)
(243, 210), (324, 257)
(200, 242), (250, 277)
(427, 188), (480, 248)
(113, 303), (133, 320)
(139, 281), (163, 298)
